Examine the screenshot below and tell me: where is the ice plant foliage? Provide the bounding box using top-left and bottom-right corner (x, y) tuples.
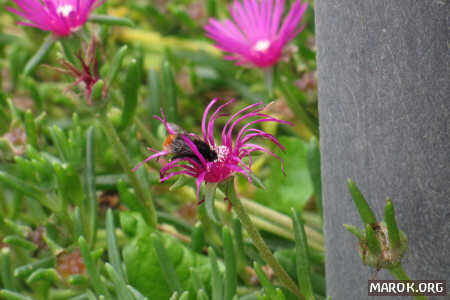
(5, 0), (104, 36)
(134, 99), (291, 200)
(205, 0), (308, 67)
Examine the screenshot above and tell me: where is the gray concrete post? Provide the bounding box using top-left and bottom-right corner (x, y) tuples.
(314, 1), (449, 299)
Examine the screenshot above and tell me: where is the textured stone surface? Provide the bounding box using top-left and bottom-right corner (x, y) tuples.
(314, 1), (449, 299)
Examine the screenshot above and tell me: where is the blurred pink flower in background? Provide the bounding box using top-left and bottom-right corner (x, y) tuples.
(205, 0), (308, 68)
(5, 0), (104, 36)
(134, 98), (291, 201)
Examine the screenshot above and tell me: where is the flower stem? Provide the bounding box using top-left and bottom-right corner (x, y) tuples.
(224, 180), (304, 300)
(264, 67), (274, 98)
(101, 114), (157, 228)
(389, 265), (429, 300)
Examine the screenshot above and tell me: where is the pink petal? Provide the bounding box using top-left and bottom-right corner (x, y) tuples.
(160, 170), (196, 182)
(133, 151), (169, 171)
(195, 172), (206, 202)
(202, 98), (220, 143)
(221, 102), (264, 147)
(238, 129), (285, 151)
(207, 99), (235, 146)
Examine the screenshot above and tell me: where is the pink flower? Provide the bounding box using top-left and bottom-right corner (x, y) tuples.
(134, 99), (291, 201)
(204, 0), (308, 68)
(5, 0), (104, 37)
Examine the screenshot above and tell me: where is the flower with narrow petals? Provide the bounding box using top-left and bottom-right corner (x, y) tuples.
(5, 0), (104, 37)
(204, 0), (308, 68)
(133, 99), (291, 201)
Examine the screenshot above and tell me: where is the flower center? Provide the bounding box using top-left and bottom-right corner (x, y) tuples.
(214, 146), (229, 163)
(57, 4), (74, 17)
(252, 39), (271, 52)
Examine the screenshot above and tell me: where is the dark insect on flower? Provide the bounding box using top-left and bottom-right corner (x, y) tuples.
(134, 98), (291, 202)
(163, 123), (218, 164)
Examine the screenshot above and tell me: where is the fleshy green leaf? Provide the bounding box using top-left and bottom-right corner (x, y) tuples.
(384, 198), (400, 248)
(161, 60), (178, 122)
(106, 45), (128, 86)
(343, 224), (363, 240)
(151, 233), (183, 294)
(24, 35), (56, 76)
(106, 209), (124, 280)
(291, 209), (315, 300)
(204, 182), (219, 223)
(254, 137), (313, 214)
(365, 224), (381, 255)
(307, 137), (322, 220)
(89, 14), (134, 27)
(123, 215), (210, 300)
(223, 227), (237, 300)
(347, 179), (377, 225)
(254, 262), (276, 299)
(119, 59), (139, 130)
(208, 247), (223, 300)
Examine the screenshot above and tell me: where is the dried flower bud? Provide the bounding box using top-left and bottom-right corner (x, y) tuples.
(56, 248), (86, 279)
(358, 222), (408, 270)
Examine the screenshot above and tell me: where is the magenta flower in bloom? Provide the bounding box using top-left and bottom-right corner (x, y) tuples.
(5, 0), (104, 36)
(204, 0), (308, 68)
(134, 99), (291, 201)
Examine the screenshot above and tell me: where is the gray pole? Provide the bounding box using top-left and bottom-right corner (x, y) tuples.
(314, 1), (449, 299)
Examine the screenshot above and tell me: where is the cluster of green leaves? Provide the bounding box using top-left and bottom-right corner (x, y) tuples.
(0, 0), (326, 299)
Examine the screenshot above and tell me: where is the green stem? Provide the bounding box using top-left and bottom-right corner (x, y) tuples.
(224, 180), (304, 300)
(215, 192), (324, 249)
(215, 201), (324, 252)
(389, 266), (429, 300)
(264, 67), (274, 98)
(101, 114), (157, 228)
